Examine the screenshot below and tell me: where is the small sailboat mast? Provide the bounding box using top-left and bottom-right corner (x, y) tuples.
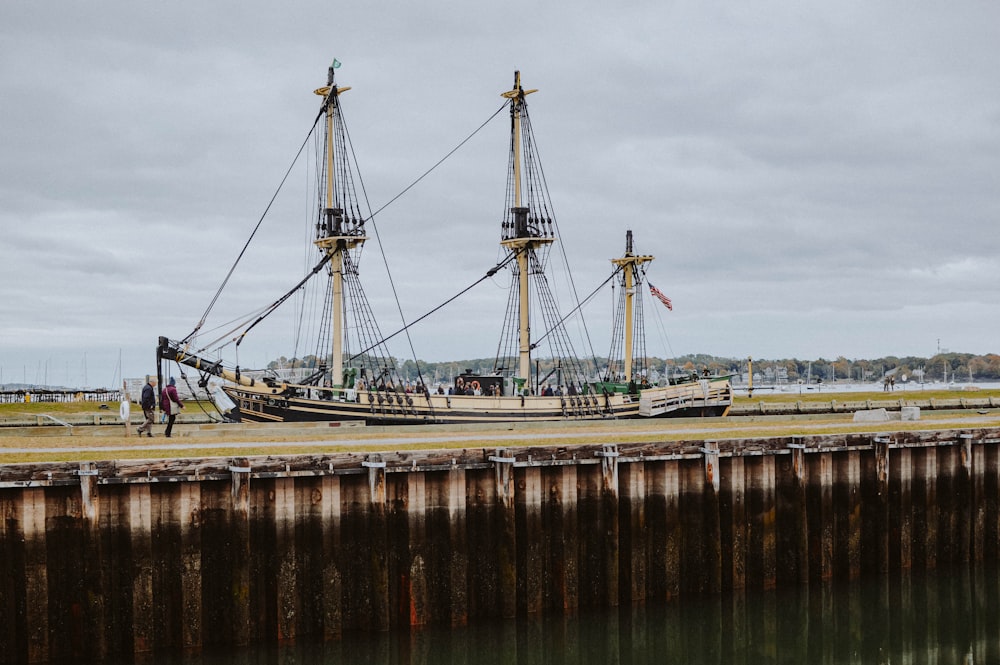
(500, 71), (550, 383)
(313, 63), (365, 390)
(610, 230), (654, 384)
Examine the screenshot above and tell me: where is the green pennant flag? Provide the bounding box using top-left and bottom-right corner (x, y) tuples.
(332, 58), (342, 69)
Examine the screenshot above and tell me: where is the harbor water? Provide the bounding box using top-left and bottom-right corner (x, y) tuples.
(92, 562), (1000, 665)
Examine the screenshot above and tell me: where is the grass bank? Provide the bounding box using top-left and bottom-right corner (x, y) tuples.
(2, 388), (999, 464)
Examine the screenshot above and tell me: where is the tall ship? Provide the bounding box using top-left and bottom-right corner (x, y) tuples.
(157, 64), (731, 424)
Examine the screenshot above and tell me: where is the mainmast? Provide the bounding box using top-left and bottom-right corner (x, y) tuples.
(313, 63), (366, 390)
(500, 71), (551, 384)
(610, 230), (654, 383)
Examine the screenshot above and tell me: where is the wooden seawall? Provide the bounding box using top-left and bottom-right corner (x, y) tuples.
(1, 428), (998, 662)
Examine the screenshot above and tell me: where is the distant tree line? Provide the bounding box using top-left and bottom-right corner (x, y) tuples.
(703, 352), (1000, 384)
(266, 352), (1000, 384)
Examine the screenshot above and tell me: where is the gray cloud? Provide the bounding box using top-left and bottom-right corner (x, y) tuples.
(3, 1), (999, 386)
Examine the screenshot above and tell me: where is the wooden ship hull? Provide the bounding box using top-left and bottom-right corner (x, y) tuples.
(220, 376), (732, 425)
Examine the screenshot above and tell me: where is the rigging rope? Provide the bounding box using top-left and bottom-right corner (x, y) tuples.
(512, 104), (602, 378)
(530, 265), (622, 351)
(183, 103), (329, 345)
(349, 252), (518, 362)
(342, 102), (508, 391)
(185, 98), (509, 384)
(366, 103), (507, 220)
(234, 253), (334, 346)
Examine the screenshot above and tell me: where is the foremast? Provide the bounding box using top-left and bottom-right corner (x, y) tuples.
(313, 63), (366, 391)
(499, 72), (552, 383)
(610, 230), (654, 384)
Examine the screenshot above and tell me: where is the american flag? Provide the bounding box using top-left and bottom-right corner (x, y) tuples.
(648, 282), (673, 311)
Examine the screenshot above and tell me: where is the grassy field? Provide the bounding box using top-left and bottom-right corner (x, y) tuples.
(1, 387), (999, 464)
(734, 386), (1000, 404)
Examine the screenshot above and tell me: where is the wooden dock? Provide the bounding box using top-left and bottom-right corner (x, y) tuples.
(1, 426), (998, 662)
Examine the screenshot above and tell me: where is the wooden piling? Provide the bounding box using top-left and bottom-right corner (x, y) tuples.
(984, 442), (1000, 563)
(363, 456), (390, 632)
(862, 436), (890, 576)
(179, 482), (202, 650)
(956, 434), (974, 565)
(779, 441), (809, 586)
(811, 449), (834, 582)
(492, 450), (517, 618)
(397, 469), (426, 625)
(320, 475), (343, 640)
(597, 445), (620, 607)
(619, 451), (647, 602)
(701, 441), (722, 595)
(913, 447), (938, 570)
(23, 489), (49, 664)
(721, 454), (747, 591)
(229, 458), (251, 646)
(274, 477), (298, 642)
(543, 465), (579, 611)
(127, 484), (153, 656)
(446, 466), (469, 626)
(516, 465), (543, 614)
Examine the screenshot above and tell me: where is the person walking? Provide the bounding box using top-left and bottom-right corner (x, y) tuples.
(136, 376), (157, 437)
(160, 377), (183, 438)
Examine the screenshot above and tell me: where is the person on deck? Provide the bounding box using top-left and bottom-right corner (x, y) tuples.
(136, 376), (157, 437)
(161, 377), (183, 438)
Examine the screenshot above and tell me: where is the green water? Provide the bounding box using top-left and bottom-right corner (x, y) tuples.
(131, 564), (1000, 664)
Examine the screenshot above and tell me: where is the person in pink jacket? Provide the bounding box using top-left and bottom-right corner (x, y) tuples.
(160, 377), (184, 438)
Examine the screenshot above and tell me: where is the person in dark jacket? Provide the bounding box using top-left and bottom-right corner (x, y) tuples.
(160, 377), (183, 438)
(137, 376), (157, 437)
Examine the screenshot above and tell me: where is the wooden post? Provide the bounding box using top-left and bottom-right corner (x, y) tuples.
(274, 477), (298, 642)
(179, 482), (202, 650)
(447, 465), (468, 626)
(405, 472), (428, 626)
(781, 440), (809, 586)
(972, 436), (987, 563)
(722, 454), (747, 591)
(840, 450), (861, 580)
(701, 441), (722, 594)
(864, 436), (891, 575)
(128, 484), (153, 656)
(659, 459), (682, 599)
(229, 458), (251, 646)
(925, 446), (940, 571)
(546, 465), (579, 611)
(517, 466), (543, 614)
(814, 448), (834, 581)
(23, 489), (49, 664)
(79, 462), (99, 524)
(321, 475), (343, 639)
(956, 433), (974, 564)
(619, 453), (647, 602)
(77, 462), (107, 660)
(363, 455), (390, 631)
(894, 447), (913, 570)
(490, 449), (517, 618)
(597, 445), (620, 606)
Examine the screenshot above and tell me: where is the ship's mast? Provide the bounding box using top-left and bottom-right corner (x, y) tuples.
(313, 64), (364, 390)
(500, 72), (550, 384)
(611, 230), (654, 383)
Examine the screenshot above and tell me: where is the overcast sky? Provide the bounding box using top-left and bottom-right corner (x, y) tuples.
(2, 1), (998, 387)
